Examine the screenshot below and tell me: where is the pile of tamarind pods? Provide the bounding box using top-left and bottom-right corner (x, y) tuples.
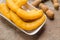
(0, 0), (46, 31)
(31, 0), (59, 19)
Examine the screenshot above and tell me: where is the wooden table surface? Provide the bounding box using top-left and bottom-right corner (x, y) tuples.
(0, 0), (60, 40)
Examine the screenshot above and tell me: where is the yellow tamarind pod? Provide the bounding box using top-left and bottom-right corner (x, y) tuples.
(10, 11), (46, 31)
(6, 0), (43, 21)
(13, 0), (27, 7)
(13, 0), (17, 2)
(0, 3), (10, 19)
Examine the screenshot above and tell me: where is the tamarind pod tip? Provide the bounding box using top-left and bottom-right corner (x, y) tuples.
(54, 3), (59, 10)
(46, 10), (54, 20)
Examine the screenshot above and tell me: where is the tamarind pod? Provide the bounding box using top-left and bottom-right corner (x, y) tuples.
(6, 0), (43, 21)
(32, 0), (42, 6)
(54, 3), (59, 9)
(13, 0), (27, 7)
(10, 11), (46, 31)
(51, 0), (59, 9)
(39, 3), (54, 19)
(52, 0), (58, 3)
(46, 10), (54, 19)
(0, 3), (10, 19)
(39, 3), (48, 12)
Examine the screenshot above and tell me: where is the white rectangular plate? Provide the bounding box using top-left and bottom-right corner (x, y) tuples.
(0, 0), (47, 35)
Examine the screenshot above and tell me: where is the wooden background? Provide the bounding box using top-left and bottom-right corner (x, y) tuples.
(0, 0), (60, 40)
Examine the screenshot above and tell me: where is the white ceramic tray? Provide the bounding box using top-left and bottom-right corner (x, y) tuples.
(0, 0), (47, 35)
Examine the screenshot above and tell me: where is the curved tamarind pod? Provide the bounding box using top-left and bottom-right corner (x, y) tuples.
(10, 11), (46, 31)
(13, 0), (27, 7)
(6, 0), (43, 21)
(0, 3), (10, 19)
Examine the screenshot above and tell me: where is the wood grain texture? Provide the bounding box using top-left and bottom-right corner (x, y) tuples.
(0, 0), (60, 40)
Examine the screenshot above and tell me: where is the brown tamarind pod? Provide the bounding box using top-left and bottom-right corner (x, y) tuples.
(39, 3), (54, 19)
(52, 0), (58, 3)
(32, 0), (42, 6)
(39, 3), (48, 12)
(31, 0), (54, 19)
(46, 10), (54, 19)
(51, 0), (59, 9)
(54, 3), (59, 9)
